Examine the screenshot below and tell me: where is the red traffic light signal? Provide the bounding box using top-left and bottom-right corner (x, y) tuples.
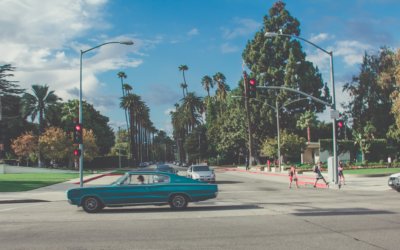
(249, 78), (257, 98)
(337, 120), (344, 128)
(73, 149), (81, 157)
(73, 122), (83, 144)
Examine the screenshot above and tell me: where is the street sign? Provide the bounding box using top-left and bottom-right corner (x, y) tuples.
(330, 109), (340, 119)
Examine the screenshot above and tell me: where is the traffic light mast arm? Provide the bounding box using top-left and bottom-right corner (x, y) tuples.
(256, 86), (332, 107)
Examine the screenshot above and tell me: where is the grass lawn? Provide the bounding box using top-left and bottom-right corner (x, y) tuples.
(0, 173), (81, 192)
(344, 168), (400, 175)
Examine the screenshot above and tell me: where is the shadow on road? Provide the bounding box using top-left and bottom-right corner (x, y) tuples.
(292, 207), (395, 216)
(99, 204), (263, 214)
(216, 180), (243, 184)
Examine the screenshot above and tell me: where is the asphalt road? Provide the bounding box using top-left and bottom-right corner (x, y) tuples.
(1, 169), (400, 250)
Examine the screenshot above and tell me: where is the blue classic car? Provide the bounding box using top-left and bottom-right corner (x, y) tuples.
(67, 171), (218, 213)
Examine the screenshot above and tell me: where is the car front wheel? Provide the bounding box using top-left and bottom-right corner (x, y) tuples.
(82, 196), (103, 213)
(169, 194), (188, 210)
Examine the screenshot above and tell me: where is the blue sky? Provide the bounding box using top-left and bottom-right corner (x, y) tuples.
(1, 0), (400, 135)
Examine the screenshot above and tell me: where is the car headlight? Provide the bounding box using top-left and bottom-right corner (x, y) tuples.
(192, 173), (200, 179)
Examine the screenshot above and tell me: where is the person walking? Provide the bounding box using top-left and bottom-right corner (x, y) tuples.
(338, 161), (345, 185)
(288, 165), (299, 188)
(313, 161), (329, 188)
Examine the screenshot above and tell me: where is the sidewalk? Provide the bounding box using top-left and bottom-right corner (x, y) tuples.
(221, 167), (392, 191)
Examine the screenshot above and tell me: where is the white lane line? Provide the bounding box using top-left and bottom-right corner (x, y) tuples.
(0, 203), (45, 212)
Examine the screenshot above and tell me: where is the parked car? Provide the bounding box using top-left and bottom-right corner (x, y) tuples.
(66, 171), (218, 213)
(187, 165), (216, 183)
(388, 173), (400, 192)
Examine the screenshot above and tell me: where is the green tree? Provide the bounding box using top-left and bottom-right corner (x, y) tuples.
(343, 49), (394, 138)
(0, 65), (26, 159)
(60, 100), (115, 156)
(242, 1), (330, 153)
(261, 130), (306, 163)
(21, 84), (61, 166)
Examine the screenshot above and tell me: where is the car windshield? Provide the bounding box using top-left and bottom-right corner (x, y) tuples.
(112, 173), (129, 185)
(157, 165), (173, 172)
(193, 166), (210, 172)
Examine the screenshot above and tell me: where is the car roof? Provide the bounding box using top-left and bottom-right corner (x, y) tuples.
(126, 171), (173, 175)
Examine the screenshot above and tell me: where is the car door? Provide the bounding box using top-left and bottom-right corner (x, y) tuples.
(146, 174), (171, 203)
(103, 174), (151, 205)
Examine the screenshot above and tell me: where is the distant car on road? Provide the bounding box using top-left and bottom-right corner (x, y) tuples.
(388, 173), (400, 192)
(187, 165), (216, 183)
(67, 171), (218, 213)
(155, 164), (178, 174)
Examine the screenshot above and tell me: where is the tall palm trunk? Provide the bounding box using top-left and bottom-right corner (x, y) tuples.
(307, 126), (311, 143)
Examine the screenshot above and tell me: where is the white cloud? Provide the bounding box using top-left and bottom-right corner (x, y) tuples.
(222, 18), (260, 40)
(306, 39), (373, 74)
(309, 33), (334, 44)
(334, 40), (372, 65)
(0, 0), (155, 106)
(187, 28), (199, 36)
(221, 43), (239, 53)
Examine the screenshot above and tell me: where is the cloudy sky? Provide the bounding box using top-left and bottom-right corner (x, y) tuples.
(1, 0), (400, 134)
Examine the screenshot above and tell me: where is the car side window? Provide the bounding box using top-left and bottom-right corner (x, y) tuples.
(128, 174), (148, 185)
(152, 174), (170, 184)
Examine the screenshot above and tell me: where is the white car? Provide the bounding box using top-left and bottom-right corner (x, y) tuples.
(187, 165), (216, 183)
(388, 173), (400, 192)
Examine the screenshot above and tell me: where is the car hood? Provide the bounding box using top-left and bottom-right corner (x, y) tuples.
(389, 173), (400, 178)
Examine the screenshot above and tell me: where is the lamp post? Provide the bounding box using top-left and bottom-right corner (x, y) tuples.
(79, 40), (133, 187)
(257, 97), (309, 171)
(265, 32), (338, 184)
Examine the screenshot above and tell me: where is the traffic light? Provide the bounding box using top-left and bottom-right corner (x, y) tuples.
(249, 78), (257, 98)
(336, 119), (344, 139)
(73, 122), (83, 144)
(73, 149), (81, 157)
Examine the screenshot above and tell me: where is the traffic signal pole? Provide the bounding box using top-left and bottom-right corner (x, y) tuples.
(243, 71), (254, 169)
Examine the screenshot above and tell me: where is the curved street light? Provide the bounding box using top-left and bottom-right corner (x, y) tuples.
(265, 31), (338, 184)
(79, 40), (134, 187)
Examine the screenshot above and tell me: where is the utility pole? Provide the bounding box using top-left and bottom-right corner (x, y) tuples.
(243, 71), (254, 167)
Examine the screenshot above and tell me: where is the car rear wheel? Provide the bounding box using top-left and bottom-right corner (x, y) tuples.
(169, 194), (188, 210)
(82, 196), (103, 213)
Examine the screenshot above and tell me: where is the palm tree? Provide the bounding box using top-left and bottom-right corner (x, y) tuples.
(181, 92), (204, 132)
(296, 110), (317, 143)
(123, 83), (133, 95)
(213, 72), (228, 101)
(120, 93), (142, 164)
(179, 65), (189, 95)
(180, 83), (188, 98)
(21, 84), (60, 166)
(201, 75), (213, 97)
(117, 72), (129, 133)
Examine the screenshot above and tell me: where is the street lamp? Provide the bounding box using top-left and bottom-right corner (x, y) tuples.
(265, 31), (338, 184)
(79, 40), (133, 187)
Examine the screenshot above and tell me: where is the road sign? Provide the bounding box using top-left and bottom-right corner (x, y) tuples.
(330, 109), (340, 119)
